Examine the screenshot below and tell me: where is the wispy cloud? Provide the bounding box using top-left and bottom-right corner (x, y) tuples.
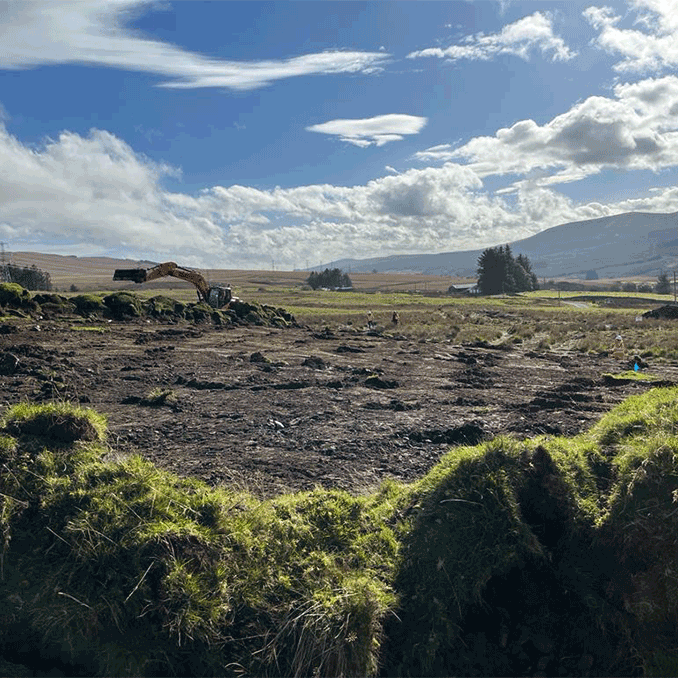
(585, 0), (678, 73)
(407, 11), (575, 62)
(0, 0), (390, 90)
(306, 114), (427, 147)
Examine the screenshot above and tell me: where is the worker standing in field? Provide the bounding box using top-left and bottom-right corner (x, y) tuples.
(613, 334), (625, 359)
(367, 310), (374, 329)
(392, 311), (400, 326)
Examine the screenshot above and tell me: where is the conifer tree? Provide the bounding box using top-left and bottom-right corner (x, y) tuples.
(655, 272), (671, 295)
(477, 246), (537, 295)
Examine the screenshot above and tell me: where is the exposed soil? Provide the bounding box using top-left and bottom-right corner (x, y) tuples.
(2, 318), (677, 498)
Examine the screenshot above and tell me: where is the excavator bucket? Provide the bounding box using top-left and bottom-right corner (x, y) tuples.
(113, 268), (148, 284)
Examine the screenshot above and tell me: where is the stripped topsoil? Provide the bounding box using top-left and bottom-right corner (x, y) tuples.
(2, 318), (677, 498)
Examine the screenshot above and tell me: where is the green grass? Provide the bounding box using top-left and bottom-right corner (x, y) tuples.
(69, 325), (109, 333)
(602, 370), (660, 381)
(142, 387), (178, 406)
(244, 287), (678, 357)
(3, 390), (678, 675)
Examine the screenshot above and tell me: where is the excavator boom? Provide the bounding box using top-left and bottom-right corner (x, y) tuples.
(113, 261), (232, 308)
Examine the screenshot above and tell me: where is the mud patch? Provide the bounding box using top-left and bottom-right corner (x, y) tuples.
(405, 422), (486, 445)
(0, 322), (676, 497)
(363, 399), (420, 411)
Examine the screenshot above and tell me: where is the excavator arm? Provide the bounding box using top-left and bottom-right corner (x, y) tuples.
(114, 261), (211, 302)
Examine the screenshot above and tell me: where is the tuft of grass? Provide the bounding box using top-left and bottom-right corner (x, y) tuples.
(69, 325), (109, 333)
(602, 369), (660, 382)
(142, 387), (179, 406)
(1, 401), (107, 443)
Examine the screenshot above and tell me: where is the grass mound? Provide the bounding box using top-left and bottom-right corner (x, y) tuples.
(103, 292), (144, 319)
(71, 293), (107, 316)
(2, 389), (678, 676)
(1, 402), (107, 443)
(0, 402), (395, 676)
(0, 284), (298, 327)
(0, 283), (31, 307)
(0, 283), (39, 315)
(144, 295), (187, 319)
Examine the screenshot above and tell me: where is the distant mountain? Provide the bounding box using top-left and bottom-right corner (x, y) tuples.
(320, 211), (678, 279)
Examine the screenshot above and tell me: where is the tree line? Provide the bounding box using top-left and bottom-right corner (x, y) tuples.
(477, 246), (674, 296)
(2, 264), (52, 291)
(306, 268), (353, 290)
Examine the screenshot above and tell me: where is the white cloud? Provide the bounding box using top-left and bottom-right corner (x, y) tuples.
(0, 122), (228, 262)
(306, 114), (427, 147)
(0, 0), (390, 90)
(0, 119), (534, 267)
(407, 11), (575, 63)
(585, 0), (678, 73)
(4, 101), (678, 270)
(414, 75), (678, 190)
(414, 144), (457, 162)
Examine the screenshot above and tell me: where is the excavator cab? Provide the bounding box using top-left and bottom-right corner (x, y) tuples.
(208, 285), (232, 309)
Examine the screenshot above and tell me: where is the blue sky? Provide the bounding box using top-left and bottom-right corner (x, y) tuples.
(1, 0), (678, 270)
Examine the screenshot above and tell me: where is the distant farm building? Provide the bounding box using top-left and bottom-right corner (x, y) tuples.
(448, 282), (480, 295)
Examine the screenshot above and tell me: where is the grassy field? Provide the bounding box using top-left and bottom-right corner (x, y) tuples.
(33, 273), (678, 361)
(139, 283), (677, 359)
(10, 250), (678, 357)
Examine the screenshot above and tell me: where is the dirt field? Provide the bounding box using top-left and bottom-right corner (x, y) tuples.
(2, 315), (676, 498)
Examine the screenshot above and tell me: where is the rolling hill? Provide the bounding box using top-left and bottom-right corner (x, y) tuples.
(322, 211), (678, 279)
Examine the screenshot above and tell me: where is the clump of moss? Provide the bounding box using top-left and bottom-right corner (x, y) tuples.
(103, 292), (143, 319)
(70, 293), (106, 316)
(31, 293), (75, 317)
(144, 295), (186, 319)
(0, 283), (31, 308)
(384, 438), (547, 675)
(229, 300), (296, 326)
(383, 387), (678, 676)
(1, 401), (107, 443)
(0, 402), (397, 677)
(186, 301), (214, 323)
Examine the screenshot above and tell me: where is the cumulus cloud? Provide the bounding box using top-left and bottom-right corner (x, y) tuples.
(0, 118), (535, 267)
(306, 114), (427, 147)
(585, 0), (678, 73)
(407, 11), (575, 62)
(0, 0), (389, 90)
(4, 92), (678, 269)
(415, 75), (678, 191)
(0, 122), (229, 262)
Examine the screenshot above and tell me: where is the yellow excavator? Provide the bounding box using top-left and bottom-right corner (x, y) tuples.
(113, 261), (233, 309)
